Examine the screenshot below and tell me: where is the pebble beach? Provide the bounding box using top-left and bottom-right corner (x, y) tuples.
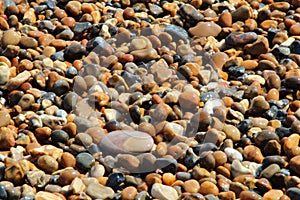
(1, 0), (300, 199)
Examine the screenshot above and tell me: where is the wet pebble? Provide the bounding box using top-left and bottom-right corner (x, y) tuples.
(76, 152), (95, 172)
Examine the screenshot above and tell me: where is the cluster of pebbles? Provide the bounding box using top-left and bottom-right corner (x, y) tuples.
(2, 0), (300, 199)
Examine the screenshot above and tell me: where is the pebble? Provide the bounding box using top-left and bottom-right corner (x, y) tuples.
(87, 182), (115, 199)
(245, 36), (269, 56)
(0, 62), (10, 85)
(218, 12), (232, 27)
(224, 148), (243, 162)
(131, 48), (158, 62)
(58, 169), (80, 186)
(183, 179), (200, 193)
(121, 186), (138, 200)
(286, 187), (300, 200)
(64, 43), (86, 61)
(151, 183), (179, 200)
(289, 155), (300, 175)
(189, 22), (222, 37)
(0, 0), (299, 199)
(37, 155), (59, 174)
(99, 130), (154, 156)
(1, 29), (20, 48)
(290, 24), (300, 36)
(5, 70), (31, 91)
(0, 127), (15, 150)
(76, 152), (95, 172)
(179, 4), (204, 25)
(232, 5), (251, 22)
(225, 32), (258, 48)
(0, 110), (11, 127)
(200, 181), (219, 196)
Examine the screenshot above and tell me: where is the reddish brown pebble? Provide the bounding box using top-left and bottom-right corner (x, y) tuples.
(123, 7), (135, 19)
(239, 190), (261, 200)
(218, 12), (232, 27)
(290, 23), (300, 35)
(58, 169), (80, 185)
(60, 152), (76, 168)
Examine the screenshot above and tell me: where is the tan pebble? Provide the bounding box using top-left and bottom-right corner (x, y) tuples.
(260, 20), (278, 30)
(1, 29), (20, 48)
(116, 154), (140, 171)
(0, 56), (11, 67)
(51, 39), (67, 50)
(145, 173), (162, 185)
(121, 186), (137, 200)
(183, 179), (200, 193)
(36, 191), (64, 200)
(162, 2), (179, 16)
(272, 32), (288, 45)
(268, 120), (281, 129)
(4, 157), (24, 185)
(223, 124), (241, 142)
(239, 190), (261, 200)
(178, 91), (200, 112)
(162, 173), (176, 186)
(218, 191), (236, 200)
(266, 88), (279, 101)
(37, 155), (59, 174)
(244, 19), (257, 32)
(23, 8), (36, 23)
(200, 181), (219, 196)
(151, 183), (179, 200)
(18, 59), (33, 71)
(241, 60), (258, 70)
(137, 122), (156, 137)
(283, 134), (300, 157)
(212, 52), (229, 69)
(0, 110), (11, 128)
(66, 1), (82, 16)
(38, 34), (55, 47)
(270, 2), (290, 11)
(189, 22), (222, 37)
(213, 151), (227, 166)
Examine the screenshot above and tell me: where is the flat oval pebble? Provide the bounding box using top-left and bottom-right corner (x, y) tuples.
(189, 22), (221, 37)
(151, 183), (179, 200)
(86, 182), (115, 199)
(99, 130), (154, 156)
